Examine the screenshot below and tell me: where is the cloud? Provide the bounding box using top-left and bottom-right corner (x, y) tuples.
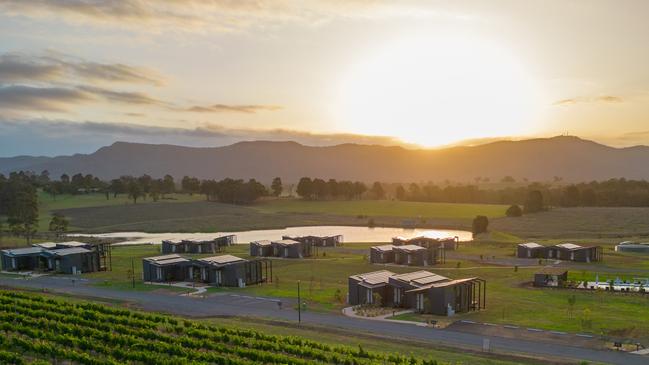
(553, 95), (624, 106)
(0, 54), (62, 83)
(0, 0), (457, 33)
(185, 104), (282, 114)
(0, 118), (409, 156)
(0, 53), (163, 85)
(0, 85), (94, 112)
(77, 85), (164, 105)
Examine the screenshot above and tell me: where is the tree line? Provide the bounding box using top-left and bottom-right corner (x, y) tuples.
(378, 178), (649, 208)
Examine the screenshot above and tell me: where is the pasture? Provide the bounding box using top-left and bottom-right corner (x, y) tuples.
(46, 195), (505, 233)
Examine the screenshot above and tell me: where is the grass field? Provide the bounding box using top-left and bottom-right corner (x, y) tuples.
(491, 206), (649, 239)
(86, 243), (649, 342)
(257, 199), (507, 220)
(44, 195), (505, 233)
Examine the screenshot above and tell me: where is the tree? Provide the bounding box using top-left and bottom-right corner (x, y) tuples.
(312, 178), (328, 200)
(370, 182), (385, 199)
(49, 213), (69, 237)
(561, 185), (580, 207)
(395, 185), (406, 200)
(5, 174), (39, 243)
(271, 177), (283, 197)
(472, 215), (489, 236)
(161, 174), (175, 197)
(505, 204), (523, 217)
(127, 180), (143, 204)
(296, 177), (313, 199)
(181, 176), (201, 195)
(524, 190), (545, 213)
(109, 178), (125, 198)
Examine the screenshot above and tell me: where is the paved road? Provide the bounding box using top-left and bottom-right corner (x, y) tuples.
(0, 275), (645, 365)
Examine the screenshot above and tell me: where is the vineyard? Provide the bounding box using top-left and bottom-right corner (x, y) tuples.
(0, 290), (441, 365)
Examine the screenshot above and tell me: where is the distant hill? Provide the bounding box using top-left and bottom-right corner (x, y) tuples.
(2, 136), (649, 182)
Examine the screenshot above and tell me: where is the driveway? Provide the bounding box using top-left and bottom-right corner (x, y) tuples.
(0, 275), (646, 365)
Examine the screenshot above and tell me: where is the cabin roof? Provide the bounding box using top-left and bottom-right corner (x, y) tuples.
(519, 242), (543, 249)
(53, 247), (92, 256)
(2, 247), (43, 256)
(371, 244), (396, 252)
(555, 243), (583, 250)
(273, 239), (301, 246)
(394, 244), (427, 252)
(199, 255), (245, 265)
(350, 270), (395, 287)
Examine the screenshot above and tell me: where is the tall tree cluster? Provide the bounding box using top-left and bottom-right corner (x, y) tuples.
(0, 172), (39, 241)
(200, 178), (267, 204)
(296, 177), (367, 200)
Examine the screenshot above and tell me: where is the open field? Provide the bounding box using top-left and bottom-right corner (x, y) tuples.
(86, 243), (649, 342)
(257, 199), (507, 220)
(0, 289), (483, 365)
(48, 195), (505, 233)
(491, 207), (649, 239)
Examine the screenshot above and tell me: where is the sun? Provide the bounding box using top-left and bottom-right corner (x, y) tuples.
(334, 35), (541, 146)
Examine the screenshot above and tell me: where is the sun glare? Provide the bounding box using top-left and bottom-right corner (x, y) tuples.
(335, 36), (540, 146)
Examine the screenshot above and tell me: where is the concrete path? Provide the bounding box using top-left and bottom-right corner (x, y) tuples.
(0, 275), (646, 365)
(145, 281), (208, 296)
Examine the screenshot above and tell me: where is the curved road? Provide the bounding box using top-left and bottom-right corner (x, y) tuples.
(0, 275), (645, 365)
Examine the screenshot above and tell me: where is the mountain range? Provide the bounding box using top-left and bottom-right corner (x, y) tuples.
(2, 136), (649, 183)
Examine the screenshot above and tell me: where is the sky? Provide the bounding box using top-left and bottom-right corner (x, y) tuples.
(1, 0), (649, 156)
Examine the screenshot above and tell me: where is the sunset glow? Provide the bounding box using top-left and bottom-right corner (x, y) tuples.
(336, 36), (541, 146)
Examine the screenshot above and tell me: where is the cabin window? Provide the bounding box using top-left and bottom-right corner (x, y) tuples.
(156, 267), (162, 280)
(215, 270), (222, 285)
(394, 287), (402, 304)
(407, 254), (412, 265)
(416, 293), (424, 311)
(366, 289), (373, 304)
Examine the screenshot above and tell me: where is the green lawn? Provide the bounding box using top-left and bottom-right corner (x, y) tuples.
(47, 196), (506, 233)
(38, 191), (203, 231)
(257, 199), (507, 220)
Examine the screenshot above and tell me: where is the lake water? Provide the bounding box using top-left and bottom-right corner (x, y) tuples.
(72, 226), (472, 246)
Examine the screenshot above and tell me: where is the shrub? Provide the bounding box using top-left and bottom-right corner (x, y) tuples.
(505, 204), (523, 217)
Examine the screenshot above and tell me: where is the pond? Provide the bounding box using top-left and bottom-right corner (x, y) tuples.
(72, 226), (472, 246)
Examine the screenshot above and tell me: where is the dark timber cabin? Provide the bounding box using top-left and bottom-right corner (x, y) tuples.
(1, 247), (44, 271)
(348, 270), (396, 306)
(349, 270), (486, 316)
(161, 235), (236, 254)
(516, 242), (546, 258)
(393, 236), (458, 250)
(271, 239), (312, 258)
(282, 235), (343, 247)
(250, 240), (273, 257)
(193, 255), (271, 287)
(547, 243), (602, 263)
(142, 254), (190, 282)
(392, 236), (450, 264)
(370, 245), (396, 264)
(42, 247), (100, 274)
(1, 242), (111, 274)
(534, 267), (568, 287)
(393, 245), (431, 266)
